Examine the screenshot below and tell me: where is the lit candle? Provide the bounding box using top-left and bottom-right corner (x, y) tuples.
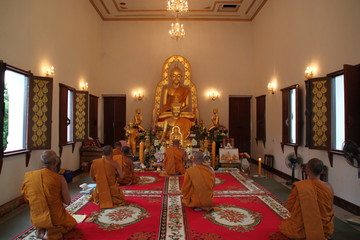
(258, 158), (262, 176)
(139, 141), (144, 164)
(212, 141), (216, 168)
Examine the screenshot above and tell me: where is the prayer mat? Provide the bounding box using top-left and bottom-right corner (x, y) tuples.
(13, 170), (289, 240)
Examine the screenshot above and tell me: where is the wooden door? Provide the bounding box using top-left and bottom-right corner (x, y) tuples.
(89, 94), (99, 139)
(103, 96), (126, 145)
(229, 97), (251, 154)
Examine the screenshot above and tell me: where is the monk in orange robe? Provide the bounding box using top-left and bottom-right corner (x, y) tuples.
(114, 146), (140, 185)
(181, 151), (215, 211)
(279, 158), (334, 240)
(89, 145), (126, 209)
(164, 140), (186, 175)
(112, 141), (122, 155)
(22, 150), (77, 240)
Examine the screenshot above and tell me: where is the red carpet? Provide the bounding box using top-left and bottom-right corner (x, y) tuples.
(14, 171), (289, 240)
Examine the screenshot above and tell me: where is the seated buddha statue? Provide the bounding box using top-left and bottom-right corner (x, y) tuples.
(158, 65), (195, 121)
(209, 108), (220, 131)
(159, 101), (195, 144)
(133, 108), (145, 131)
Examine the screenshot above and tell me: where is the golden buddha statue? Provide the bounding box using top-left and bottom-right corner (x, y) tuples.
(133, 108), (145, 131)
(159, 101), (194, 144)
(127, 120), (139, 155)
(209, 108), (220, 131)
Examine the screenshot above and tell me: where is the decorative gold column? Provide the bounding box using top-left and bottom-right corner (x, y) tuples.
(139, 141), (144, 164)
(211, 141), (216, 169)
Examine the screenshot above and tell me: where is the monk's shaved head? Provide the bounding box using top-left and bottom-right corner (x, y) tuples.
(40, 150), (59, 166)
(103, 145), (113, 156)
(307, 158), (324, 176)
(193, 151), (204, 164)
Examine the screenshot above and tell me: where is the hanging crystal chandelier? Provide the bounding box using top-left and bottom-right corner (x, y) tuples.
(167, 0), (189, 16)
(169, 21), (185, 40)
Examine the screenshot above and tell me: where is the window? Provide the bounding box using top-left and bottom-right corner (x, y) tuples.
(59, 84), (88, 151)
(305, 64), (360, 166)
(3, 70), (28, 152)
(331, 74), (345, 151)
(0, 61), (53, 165)
(281, 84), (301, 154)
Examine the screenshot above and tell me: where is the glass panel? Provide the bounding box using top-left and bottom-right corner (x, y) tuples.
(289, 89), (296, 143)
(67, 90), (74, 142)
(4, 70), (28, 152)
(332, 74), (345, 150)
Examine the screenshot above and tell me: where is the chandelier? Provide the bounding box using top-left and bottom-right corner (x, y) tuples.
(169, 21), (185, 40)
(167, 0), (189, 16)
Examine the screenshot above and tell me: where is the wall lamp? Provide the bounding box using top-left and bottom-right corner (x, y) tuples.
(267, 82), (276, 94)
(46, 66), (55, 77)
(208, 90), (219, 101)
(134, 90), (144, 101)
(80, 82), (88, 91)
(305, 66), (316, 79)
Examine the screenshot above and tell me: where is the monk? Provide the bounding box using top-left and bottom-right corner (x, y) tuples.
(163, 140), (186, 175)
(89, 145), (126, 209)
(181, 151), (215, 211)
(22, 150), (77, 240)
(279, 158), (334, 240)
(114, 146), (140, 185)
(112, 141), (122, 155)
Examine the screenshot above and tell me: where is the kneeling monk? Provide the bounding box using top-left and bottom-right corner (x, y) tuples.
(279, 158), (334, 240)
(181, 151), (215, 211)
(164, 140), (186, 175)
(22, 150), (77, 240)
(114, 146), (140, 185)
(89, 145), (126, 209)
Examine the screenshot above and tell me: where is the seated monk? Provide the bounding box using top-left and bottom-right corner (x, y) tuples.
(181, 151), (215, 211)
(114, 146), (140, 185)
(89, 145), (126, 209)
(163, 140), (186, 175)
(112, 140), (122, 155)
(22, 150), (77, 240)
(279, 158), (334, 240)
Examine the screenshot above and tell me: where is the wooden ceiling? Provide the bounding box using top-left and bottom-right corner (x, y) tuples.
(89, 0), (268, 21)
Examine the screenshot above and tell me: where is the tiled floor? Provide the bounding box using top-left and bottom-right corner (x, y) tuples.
(0, 164), (359, 240)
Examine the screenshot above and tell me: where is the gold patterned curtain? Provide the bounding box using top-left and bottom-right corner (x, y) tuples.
(27, 76), (53, 150)
(305, 77), (331, 150)
(73, 90), (88, 142)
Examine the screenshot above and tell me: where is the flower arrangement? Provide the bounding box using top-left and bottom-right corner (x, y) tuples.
(239, 152), (250, 159)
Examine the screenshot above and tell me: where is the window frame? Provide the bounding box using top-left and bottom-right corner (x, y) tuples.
(280, 84), (301, 155)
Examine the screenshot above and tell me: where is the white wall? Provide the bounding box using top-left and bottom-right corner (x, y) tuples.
(252, 0), (360, 206)
(0, 0), (102, 205)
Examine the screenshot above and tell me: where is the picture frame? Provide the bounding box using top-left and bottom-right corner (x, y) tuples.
(219, 148), (240, 163)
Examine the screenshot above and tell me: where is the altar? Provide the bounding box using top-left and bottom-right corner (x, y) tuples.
(126, 55), (232, 170)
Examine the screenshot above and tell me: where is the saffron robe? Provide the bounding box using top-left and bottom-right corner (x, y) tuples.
(89, 158), (126, 209)
(279, 179), (334, 240)
(113, 155), (140, 185)
(164, 146), (186, 175)
(181, 165), (215, 209)
(112, 148), (122, 155)
(22, 169), (77, 240)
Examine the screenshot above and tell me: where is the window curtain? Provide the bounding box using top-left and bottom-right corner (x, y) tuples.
(27, 75), (53, 150)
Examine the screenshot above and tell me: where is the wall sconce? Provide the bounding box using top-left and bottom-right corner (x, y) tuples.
(208, 90), (219, 101)
(267, 82), (276, 94)
(46, 66), (55, 77)
(80, 82), (88, 91)
(305, 66), (316, 79)
(134, 91), (144, 101)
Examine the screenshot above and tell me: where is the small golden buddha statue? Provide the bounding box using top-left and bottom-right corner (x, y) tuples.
(209, 108), (220, 131)
(133, 108), (145, 131)
(127, 120), (139, 155)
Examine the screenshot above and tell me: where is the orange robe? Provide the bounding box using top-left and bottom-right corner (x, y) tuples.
(22, 169), (77, 240)
(181, 165), (215, 209)
(163, 86), (190, 112)
(113, 155), (140, 185)
(279, 179), (334, 240)
(89, 158), (126, 209)
(164, 146), (186, 175)
(112, 148), (122, 155)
